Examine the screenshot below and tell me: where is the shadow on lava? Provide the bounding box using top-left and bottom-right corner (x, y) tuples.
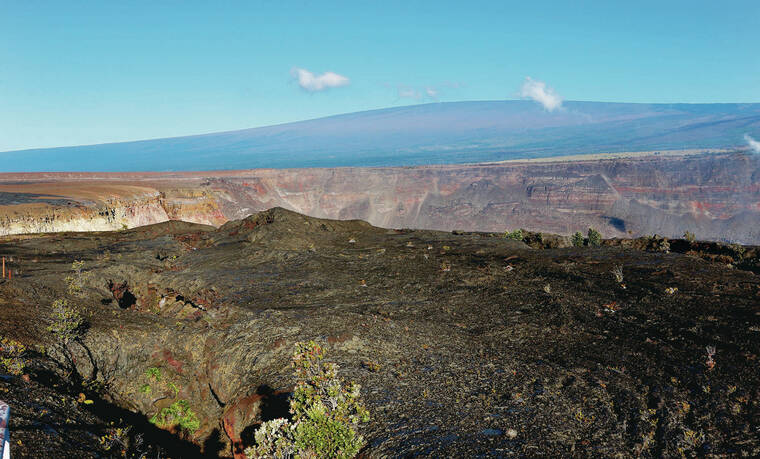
(29, 364), (222, 458)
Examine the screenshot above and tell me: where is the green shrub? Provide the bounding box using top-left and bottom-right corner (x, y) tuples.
(142, 365), (193, 436)
(46, 295), (88, 382)
(246, 341), (369, 459)
(251, 418), (296, 458)
(293, 402), (364, 459)
(729, 243), (745, 259)
(149, 399), (200, 434)
(0, 337), (27, 375)
(571, 231), (585, 247)
(504, 229), (524, 241)
(65, 260), (86, 297)
(648, 235), (670, 253)
(587, 228), (602, 247)
(47, 298), (85, 345)
(145, 367), (162, 382)
(142, 367), (180, 397)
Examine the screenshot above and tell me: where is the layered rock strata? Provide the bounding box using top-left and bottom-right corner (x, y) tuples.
(0, 151), (758, 243)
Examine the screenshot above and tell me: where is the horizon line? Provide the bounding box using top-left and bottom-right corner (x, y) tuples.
(3, 98), (760, 154)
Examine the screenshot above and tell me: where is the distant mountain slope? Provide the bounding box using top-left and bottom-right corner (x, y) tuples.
(3, 100), (759, 171)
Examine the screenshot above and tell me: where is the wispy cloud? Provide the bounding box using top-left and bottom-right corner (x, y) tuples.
(291, 67), (350, 92)
(745, 134), (760, 153)
(394, 84), (442, 102)
(519, 77), (563, 112)
(441, 81), (466, 89)
(397, 86), (422, 100)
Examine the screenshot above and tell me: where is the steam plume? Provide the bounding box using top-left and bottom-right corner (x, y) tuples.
(519, 77), (563, 111)
(744, 134), (760, 153)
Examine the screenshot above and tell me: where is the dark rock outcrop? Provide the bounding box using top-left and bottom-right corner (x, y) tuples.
(0, 209), (759, 456)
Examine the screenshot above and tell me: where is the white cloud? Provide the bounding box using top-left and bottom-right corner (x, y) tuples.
(744, 134), (760, 153)
(519, 77), (563, 112)
(291, 67), (350, 92)
(395, 84), (440, 102)
(398, 87), (421, 100)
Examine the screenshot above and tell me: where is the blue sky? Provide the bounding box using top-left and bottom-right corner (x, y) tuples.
(1, 0), (758, 151)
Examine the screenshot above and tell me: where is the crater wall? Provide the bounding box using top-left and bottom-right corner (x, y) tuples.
(0, 151), (758, 243)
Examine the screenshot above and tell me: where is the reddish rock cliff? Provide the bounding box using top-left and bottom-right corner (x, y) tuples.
(0, 152), (758, 243)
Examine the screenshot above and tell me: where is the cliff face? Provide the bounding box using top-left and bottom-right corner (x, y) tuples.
(0, 184), (226, 236)
(0, 198), (166, 235)
(158, 188), (227, 227)
(0, 151), (758, 243)
(205, 152), (760, 243)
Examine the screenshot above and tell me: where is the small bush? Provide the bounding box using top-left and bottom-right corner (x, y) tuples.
(252, 418), (296, 458)
(293, 402), (365, 459)
(145, 367), (162, 382)
(100, 425), (131, 453)
(611, 265), (624, 284)
(150, 399), (200, 434)
(571, 232), (585, 247)
(65, 260), (87, 297)
(679, 428), (705, 454)
(683, 231), (696, 243)
(729, 243), (745, 259)
(48, 298), (85, 345)
(0, 337), (27, 375)
(361, 360), (381, 372)
(246, 341), (369, 459)
(587, 228), (602, 247)
(142, 365), (193, 436)
(648, 235), (670, 253)
(504, 229), (524, 241)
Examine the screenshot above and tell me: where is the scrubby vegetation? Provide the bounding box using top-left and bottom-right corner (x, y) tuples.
(645, 234), (671, 253)
(729, 243), (745, 259)
(47, 298), (85, 346)
(44, 260), (97, 387)
(571, 231), (584, 247)
(504, 229), (524, 241)
(246, 341), (369, 459)
(140, 366), (198, 436)
(65, 259), (87, 297)
(46, 296), (88, 383)
(99, 425), (132, 454)
(0, 336), (27, 375)
(150, 400), (200, 434)
(610, 264), (624, 284)
(587, 227), (602, 247)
